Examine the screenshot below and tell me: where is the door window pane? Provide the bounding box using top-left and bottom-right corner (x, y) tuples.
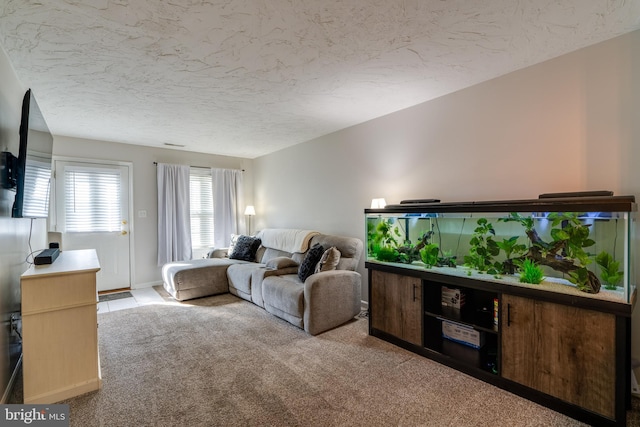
(64, 168), (121, 232)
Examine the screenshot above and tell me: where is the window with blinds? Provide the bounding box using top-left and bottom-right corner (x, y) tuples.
(22, 156), (52, 218)
(190, 168), (214, 253)
(64, 167), (121, 232)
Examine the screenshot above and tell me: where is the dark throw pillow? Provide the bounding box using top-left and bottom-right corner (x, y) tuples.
(229, 235), (262, 261)
(298, 243), (325, 282)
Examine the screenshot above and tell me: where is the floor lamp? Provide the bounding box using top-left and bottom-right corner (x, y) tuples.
(244, 205), (256, 235)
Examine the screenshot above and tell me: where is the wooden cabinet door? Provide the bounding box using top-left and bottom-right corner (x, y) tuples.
(501, 294), (616, 419)
(370, 270), (422, 346)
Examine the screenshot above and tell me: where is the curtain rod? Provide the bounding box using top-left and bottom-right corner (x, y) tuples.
(153, 162), (244, 172)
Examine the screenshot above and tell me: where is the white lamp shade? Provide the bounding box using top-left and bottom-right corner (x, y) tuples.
(371, 198), (387, 209)
(244, 205), (256, 216)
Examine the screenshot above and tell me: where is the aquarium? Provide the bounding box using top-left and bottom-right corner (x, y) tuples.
(365, 194), (637, 304)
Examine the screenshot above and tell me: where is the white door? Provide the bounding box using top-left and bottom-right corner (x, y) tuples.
(54, 160), (131, 291)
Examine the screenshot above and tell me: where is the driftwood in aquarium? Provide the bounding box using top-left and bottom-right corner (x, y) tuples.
(396, 231), (432, 258)
(525, 229), (601, 294)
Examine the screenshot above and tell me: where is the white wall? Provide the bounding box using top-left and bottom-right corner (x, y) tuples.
(253, 30), (640, 352)
(53, 136), (253, 287)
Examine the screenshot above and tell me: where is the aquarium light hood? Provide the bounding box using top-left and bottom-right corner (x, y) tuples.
(366, 193), (636, 215)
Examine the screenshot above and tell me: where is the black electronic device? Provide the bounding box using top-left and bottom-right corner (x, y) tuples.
(1, 151), (17, 189)
(34, 248), (60, 265)
(11, 89), (54, 219)
(538, 190), (614, 199)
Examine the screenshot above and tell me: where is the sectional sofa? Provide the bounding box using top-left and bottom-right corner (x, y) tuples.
(161, 229), (363, 335)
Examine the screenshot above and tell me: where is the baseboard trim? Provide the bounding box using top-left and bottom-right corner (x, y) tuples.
(131, 280), (163, 289)
(1, 353), (22, 404)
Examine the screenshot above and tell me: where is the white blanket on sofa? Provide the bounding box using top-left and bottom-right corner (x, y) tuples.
(258, 229), (320, 253)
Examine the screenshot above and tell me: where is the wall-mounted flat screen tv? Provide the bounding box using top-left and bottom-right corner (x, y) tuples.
(12, 89), (53, 218)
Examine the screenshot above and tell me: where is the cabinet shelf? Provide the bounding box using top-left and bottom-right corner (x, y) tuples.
(423, 312), (499, 375)
(424, 280), (498, 331)
(424, 307), (498, 333)
(424, 311), (498, 335)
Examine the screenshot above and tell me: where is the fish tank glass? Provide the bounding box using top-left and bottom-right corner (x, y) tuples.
(365, 194), (637, 304)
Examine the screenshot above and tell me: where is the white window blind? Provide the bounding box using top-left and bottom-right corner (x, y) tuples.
(22, 156), (52, 218)
(190, 168), (214, 252)
(64, 167), (121, 232)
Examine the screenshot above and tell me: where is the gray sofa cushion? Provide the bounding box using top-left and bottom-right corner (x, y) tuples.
(303, 270), (362, 335)
(309, 234), (362, 271)
(251, 265), (298, 308)
(206, 247), (229, 258)
(262, 274), (305, 321)
(227, 263), (262, 299)
(162, 258), (246, 301)
(259, 247), (292, 263)
(266, 257), (299, 270)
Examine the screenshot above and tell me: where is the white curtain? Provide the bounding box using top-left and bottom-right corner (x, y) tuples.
(157, 163), (192, 265)
(212, 168), (244, 248)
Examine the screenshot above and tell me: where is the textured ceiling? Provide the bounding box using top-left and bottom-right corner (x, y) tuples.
(1, 1), (639, 159)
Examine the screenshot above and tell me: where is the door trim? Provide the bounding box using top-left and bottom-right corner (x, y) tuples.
(51, 156), (135, 287)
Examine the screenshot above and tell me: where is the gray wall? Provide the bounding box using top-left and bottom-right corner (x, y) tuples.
(252, 31), (640, 354)
(0, 44), (47, 402)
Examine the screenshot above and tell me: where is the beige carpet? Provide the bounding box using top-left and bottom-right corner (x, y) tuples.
(58, 292), (596, 426)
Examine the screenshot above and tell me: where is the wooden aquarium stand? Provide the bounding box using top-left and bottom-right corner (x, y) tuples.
(367, 261), (633, 427)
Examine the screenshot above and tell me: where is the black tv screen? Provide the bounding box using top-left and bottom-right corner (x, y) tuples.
(12, 89), (53, 218)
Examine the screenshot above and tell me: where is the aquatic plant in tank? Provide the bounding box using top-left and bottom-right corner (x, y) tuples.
(490, 211), (600, 293)
(369, 216), (435, 264)
(420, 243), (439, 269)
(368, 218), (401, 262)
(596, 251), (624, 290)
(495, 236), (527, 275)
(463, 218), (500, 274)
(368, 215), (460, 268)
(531, 212), (598, 293)
(517, 259), (545, 284)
